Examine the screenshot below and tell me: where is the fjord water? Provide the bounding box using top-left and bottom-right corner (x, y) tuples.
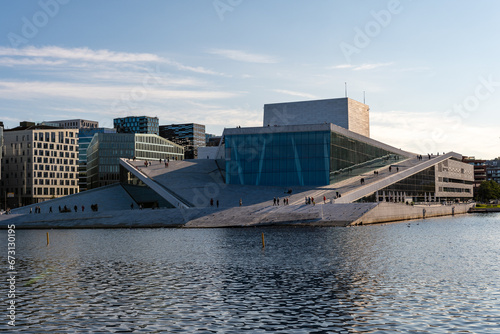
(1, 213), (499, 333)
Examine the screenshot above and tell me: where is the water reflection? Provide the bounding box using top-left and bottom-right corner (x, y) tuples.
(0, 214), (499, 332)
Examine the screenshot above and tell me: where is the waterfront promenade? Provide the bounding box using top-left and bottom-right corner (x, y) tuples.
(0, 156), (475, 228)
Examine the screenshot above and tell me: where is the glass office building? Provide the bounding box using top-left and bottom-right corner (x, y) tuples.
(159, 123), (206, 159)
(224, 124), (407, 187)
(87, 133), (183, 189)
(113, 116), (159, 135)
(78, 128), (116, 191)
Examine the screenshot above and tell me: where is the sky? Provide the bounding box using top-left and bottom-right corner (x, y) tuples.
(0, 0), (499, 159)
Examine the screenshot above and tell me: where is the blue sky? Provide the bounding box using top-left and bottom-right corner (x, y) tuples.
(0, 0), (499, 158)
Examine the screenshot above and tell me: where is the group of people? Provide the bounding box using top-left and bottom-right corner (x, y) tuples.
(29, 204), (98, 213)
(210, 198), (219, 208)
(135, 157), (173, 168)
(273, 197), (289, 206)
(30, 206), (42, 214)
(305, 196), (315, 205)
(388, 166), (399, 172)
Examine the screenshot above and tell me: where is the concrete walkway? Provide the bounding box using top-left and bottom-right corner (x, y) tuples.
(0, 202), (378, 228)
(0, 154), (472, 229)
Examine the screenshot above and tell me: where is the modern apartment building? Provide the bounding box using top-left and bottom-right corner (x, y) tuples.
(486, 159), (500, 184)
(0, 124), (79, 208)
(159, 123), (206, 159)
(114, 116), (159, 135)
(263, 97), (370, 137)
(86, 133), (184, 189)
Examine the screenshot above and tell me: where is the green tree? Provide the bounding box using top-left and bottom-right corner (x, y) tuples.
(476, 180), (500, 202)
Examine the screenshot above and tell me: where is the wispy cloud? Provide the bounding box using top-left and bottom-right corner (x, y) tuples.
(0, 46), (161, 63)
(0, 46), (225, 76)
(163, 58), (227, 76)
(328, 62), (393, 71)
(0, 81), (240, 101)
(273, 89), (318, 99)
(327, 64), (353, 70)
(208, 48), (279, 64)
(0, 57), (67, 67)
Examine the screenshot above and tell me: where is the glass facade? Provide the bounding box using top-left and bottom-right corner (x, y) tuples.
(87, 133), (184, 189)
(225, 129), (407, 187)
(226, 131), (330, 186)
(87, 133), (135, 189)
(329, 132), (405, 183)
(378, 167), (436, 202)
(135, 134), (184, 160)
(113, 116), (159, 135)
(159, 123), (206, 159)
(78, 128), (117, 191)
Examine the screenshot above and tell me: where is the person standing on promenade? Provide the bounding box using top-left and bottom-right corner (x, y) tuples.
(239, 199), (242, 206)
(216, 200), (219, 208)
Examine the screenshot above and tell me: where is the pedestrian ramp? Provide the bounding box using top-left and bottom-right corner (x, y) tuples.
(120, 158), (192, 209)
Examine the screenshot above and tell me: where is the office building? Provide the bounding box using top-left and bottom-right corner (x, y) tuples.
(114, 116), (159, 135)
(0, 123), (79, 208)
(263, 97), (370, 137)
(159, 123), (206, 159)
(86, 133), (184, 189)
(205, 133), (221, 147)
(42, 119), (98, 129)
(78, 127), (116, 191)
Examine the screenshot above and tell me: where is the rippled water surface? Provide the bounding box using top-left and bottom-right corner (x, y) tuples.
(1, 213), (500, 333)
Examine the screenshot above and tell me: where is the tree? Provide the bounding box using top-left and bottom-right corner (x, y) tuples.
(476, 180), (500, 202)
